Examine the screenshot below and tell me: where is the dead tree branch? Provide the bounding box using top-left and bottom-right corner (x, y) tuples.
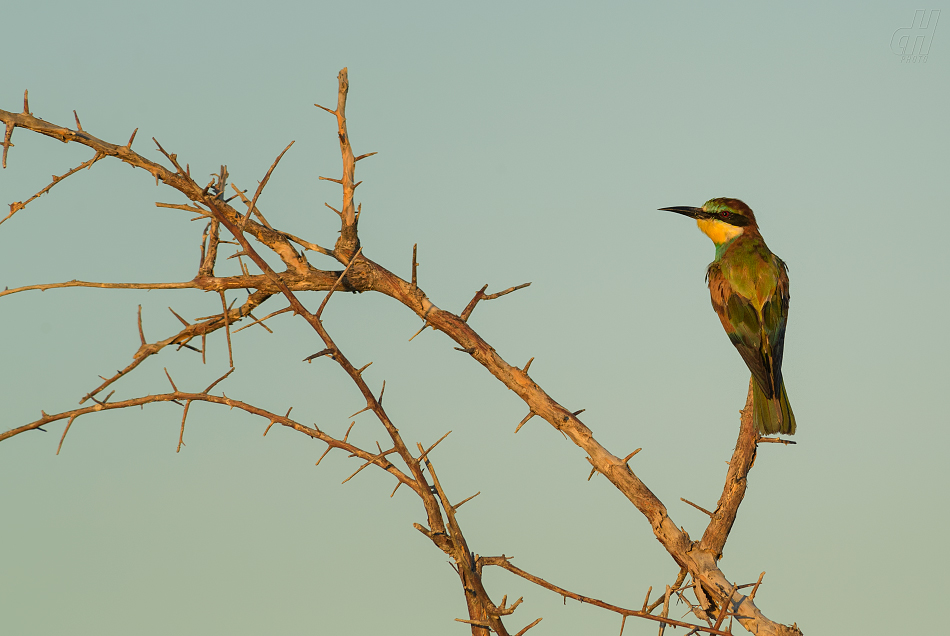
(0, 72), (801, 636)
(478, 556), (732, 636)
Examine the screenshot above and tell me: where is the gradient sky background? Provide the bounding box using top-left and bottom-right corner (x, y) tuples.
(1, 2), (947, 634)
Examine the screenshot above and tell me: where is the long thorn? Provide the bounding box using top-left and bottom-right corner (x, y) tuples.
(137, 305), (146, 345)
(219, 291), (233, 368)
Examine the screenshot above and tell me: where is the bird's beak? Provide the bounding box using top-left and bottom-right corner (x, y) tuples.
(658, 206), (709, 220)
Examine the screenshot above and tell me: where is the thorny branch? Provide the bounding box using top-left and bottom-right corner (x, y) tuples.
(0, 70), (801, 636)
(478, 556), (732, 635)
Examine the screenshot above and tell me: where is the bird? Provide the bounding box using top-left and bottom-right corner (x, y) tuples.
(659, 198), (795, 435)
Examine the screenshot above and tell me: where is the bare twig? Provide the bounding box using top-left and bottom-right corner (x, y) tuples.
(177, 401), (191, 452)
(280, 229), (334, 258)
(453, 491), (480, 510)
(137, 305), (146, 345)
(648, 569), (690, 614)
(416, 430), (451, 465)
(749, 572), (765, 601)
(315, 246), (363, 320)
(513, 618), (543, 636)
(622, 448), (642, 464)
(460, 282), (531, 322)
(55, 415), (77, 455)
(681, 498), (716, 518)
(240, 141), (294, 231)
(713, 584), (737, 631)
(514, 411), (535, 433)
(483, 282), (531, 300)
(3, 152), (104, 226)
(757, 437), (797, 445)
(521, 357), (534, 375)
(202, 368), (235, 394)
(0, 279), (198, 299)
(658, 585), (671, 636)
(341, 447), (397, 484)
(163, 368), (178, 392)
(411, 243), (418, 290)
(219, 291), (233, 367)
(303, 349), (334, 363)
(408, 321), (430, 342)
(461, 285), (488, 322)
(233, 306), (292, 334)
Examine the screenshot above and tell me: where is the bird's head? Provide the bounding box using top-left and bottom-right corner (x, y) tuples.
(659, 198), (758, 246)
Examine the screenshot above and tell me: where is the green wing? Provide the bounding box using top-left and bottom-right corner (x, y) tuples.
(708, 255), (789, 399)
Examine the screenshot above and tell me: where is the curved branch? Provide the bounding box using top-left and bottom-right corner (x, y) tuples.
(0, 391), (419, 495)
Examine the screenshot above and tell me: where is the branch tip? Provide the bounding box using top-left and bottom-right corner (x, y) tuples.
(514, 411), (535, 433)
(219, 291), (233, 368)
(622, 448), (642, 464)
(56, 415), (77, 455)
(410, 243), (418, 289)
(416, 430), (451, 465)
(163, 367), (178, 392)
(202, 368), (235, 394)
(749, 572), (765, 600)
(514, 617), (543, 636)
(408, 321), (429, 342)
(681, 498), (715, 518)
(168, 306), (190, 327)
(137, 305), (146, 345)
(757, 436), (796, 445)
(176, 400), (191, 452)
(241, 141), (294, 232)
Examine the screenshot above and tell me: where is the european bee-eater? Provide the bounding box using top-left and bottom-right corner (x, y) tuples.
(659, 198), (796, 435)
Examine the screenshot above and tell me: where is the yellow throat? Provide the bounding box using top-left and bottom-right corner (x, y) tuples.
(696, 218), (744, 245)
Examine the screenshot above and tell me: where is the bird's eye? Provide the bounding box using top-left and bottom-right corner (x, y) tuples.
(719, 211), (728, 219)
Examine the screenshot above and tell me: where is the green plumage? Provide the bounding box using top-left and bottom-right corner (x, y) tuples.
(660, 198), (796, 435)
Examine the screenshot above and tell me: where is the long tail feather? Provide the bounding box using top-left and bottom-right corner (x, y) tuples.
(752, 378), (796, 435)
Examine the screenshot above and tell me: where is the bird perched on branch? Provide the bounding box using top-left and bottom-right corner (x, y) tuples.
(659, 198), (795, 435)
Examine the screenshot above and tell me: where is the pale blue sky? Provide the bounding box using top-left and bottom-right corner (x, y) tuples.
(1, 2), (947, 634)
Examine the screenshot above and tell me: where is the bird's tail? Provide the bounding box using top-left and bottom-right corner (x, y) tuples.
(752, 379), (796, 435)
